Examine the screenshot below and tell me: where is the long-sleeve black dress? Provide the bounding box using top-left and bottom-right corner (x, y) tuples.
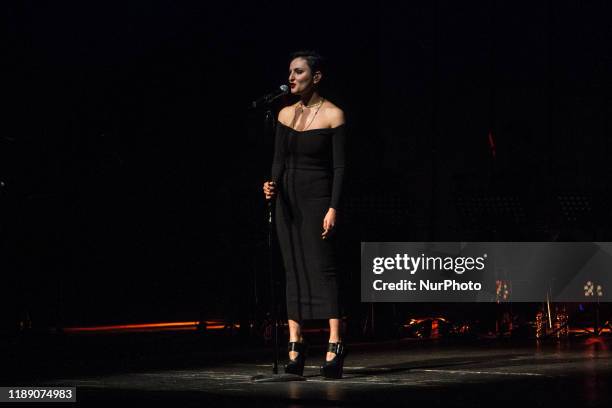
(271, 121), (346, 322)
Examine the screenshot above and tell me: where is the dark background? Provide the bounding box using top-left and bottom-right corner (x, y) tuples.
(2, 0), (611, 331)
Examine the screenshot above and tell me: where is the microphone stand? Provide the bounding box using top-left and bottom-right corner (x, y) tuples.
(249, 100), (304, 383)
(264, 109), (280, 374)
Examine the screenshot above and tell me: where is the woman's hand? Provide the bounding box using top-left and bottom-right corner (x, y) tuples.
(322, 208), (337, 239)
(263, 181), (277, 200)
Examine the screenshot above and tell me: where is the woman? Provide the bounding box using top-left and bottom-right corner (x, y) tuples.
(263, 50), (347, 379)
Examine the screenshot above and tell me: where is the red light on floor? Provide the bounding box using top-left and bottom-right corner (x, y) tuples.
(61, 320), (240, 334)
(584, 337), (608, 347)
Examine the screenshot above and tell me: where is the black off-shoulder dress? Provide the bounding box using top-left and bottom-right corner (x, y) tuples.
(271, 121), (346, 322)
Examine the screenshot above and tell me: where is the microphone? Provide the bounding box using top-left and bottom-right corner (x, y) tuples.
(251, 85), (289, 109)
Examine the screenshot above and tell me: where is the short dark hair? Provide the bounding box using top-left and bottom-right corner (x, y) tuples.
(289, 50), (326, 73)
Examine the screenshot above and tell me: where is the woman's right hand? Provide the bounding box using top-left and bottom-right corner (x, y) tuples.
(263, 181), (277, 200)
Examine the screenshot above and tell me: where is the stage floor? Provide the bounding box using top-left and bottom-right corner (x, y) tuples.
(6, 329), (612, 407)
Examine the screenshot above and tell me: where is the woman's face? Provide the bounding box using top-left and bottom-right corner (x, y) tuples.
(288, 57), (320, 95)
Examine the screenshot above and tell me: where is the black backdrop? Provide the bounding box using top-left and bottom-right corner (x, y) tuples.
(3, 0), (611, 329)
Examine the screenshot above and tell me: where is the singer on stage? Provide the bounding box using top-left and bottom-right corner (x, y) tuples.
(263, 50), (347, 379)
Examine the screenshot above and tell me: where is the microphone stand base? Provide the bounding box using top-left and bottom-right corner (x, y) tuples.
(251, 373), (307, 383)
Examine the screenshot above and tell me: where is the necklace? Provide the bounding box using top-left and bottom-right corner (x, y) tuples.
(301, 98), (324, 131)
(299, 98), (324, 109)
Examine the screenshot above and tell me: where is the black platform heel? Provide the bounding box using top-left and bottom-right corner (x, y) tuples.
(320, 342), (347, 379)
(284, 341), (308, 376)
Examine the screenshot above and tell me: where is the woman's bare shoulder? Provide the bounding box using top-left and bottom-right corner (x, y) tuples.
(278, 103), (299, 126)
(322, 100), (345, 127)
